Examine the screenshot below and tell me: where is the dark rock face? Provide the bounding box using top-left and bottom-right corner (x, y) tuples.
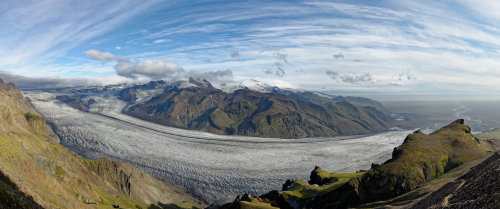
(306, 178), (361, 209)
(282, 179), (294, 191)
(410, 152), (500, 209)
(0, 169), (44, 209)
(308, 166), (338, 186)
(118, 80), (167, 103)
(55, 95), (89, 112)
(453, 118), (465, 125)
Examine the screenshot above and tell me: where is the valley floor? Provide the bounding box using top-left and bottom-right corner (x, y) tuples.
(25, 91), (412, 205)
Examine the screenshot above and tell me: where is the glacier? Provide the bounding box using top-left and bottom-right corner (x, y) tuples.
(25, 91), (412, 205)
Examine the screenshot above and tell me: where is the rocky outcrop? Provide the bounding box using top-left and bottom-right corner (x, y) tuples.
(356, 119), (486, 204)
(410, 152), (500, 209)
(220, 120), (489, 209)
(308, 166), (338, 186)
(118, 80), (167, 103)
(55, 95), (89, 112)
(0, 169), (44, 209)
(24, 112), (47, 134)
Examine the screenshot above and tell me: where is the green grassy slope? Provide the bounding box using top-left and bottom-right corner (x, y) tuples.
(0, 79), (204, 209)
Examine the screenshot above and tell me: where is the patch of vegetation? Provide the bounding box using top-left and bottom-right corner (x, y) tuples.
(24, 112), (43, 121)
(93, 184), (148, 209)
(238, 200), (279, 209)
(313, 167), (366, 183)
(55, 165), (66, 176)
(283, 171), (365, 200)
(158, 201), (201, 209)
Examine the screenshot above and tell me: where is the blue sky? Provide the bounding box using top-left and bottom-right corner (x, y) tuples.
(2, 0), (500, 96)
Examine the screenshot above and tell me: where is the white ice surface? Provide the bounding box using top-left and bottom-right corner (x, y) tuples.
(25, 91), (413, 205)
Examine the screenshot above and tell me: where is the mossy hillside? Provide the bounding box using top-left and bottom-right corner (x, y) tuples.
(123, 83), (393, 139)
(475, 128), (500, 151)
(0, 132), (150, 209)
(209, 101), (258, 131)
(357, 120), (487, 203)
(283, 171), (366, 200)
(161, 201), (201, 209)
(221, 168), (366, 209)
(220, 195), (279, 209)
(247, 99), (337, 138)
(312, 167), (366, 183)
(357, 153), (492, 209)
(235, 198), (279, 209)
(282, 180), (343, 200)
(24, 112), (47, 134)
(223, 120), (490, 209)
(0, 80), (204, 209)
(267, 88), (390, 114)
(239, 201), (279, 209)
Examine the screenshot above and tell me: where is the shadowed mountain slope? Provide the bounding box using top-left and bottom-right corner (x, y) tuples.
(409, 151), (500, 209)
(0, 169), (43, 209)
(118, 79), (393, 139)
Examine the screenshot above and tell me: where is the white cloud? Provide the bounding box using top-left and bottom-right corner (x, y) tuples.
(326, 71), (373, 84)
(114, 57), (184, 79)
(85, 49), (115, 62)
(153, 39), (168, 44)
(188, 69), (233, 83)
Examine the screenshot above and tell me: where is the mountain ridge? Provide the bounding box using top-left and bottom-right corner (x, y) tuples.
(115, 79), (394, 139)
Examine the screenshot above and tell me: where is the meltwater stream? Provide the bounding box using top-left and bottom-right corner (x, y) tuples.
(25, 91), (412, 205)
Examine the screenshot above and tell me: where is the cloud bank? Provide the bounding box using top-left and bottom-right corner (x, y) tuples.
(114, 56), (184, 79)
(0, 70), (96, 89)
(84, 50), (234, 84)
